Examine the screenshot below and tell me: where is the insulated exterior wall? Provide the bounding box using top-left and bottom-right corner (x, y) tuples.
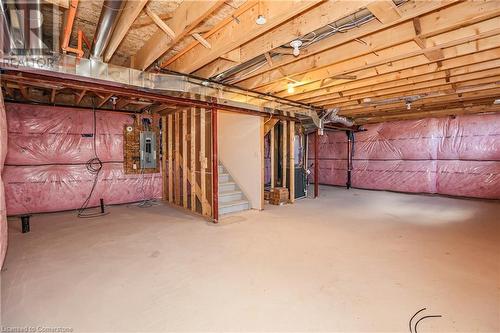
(308, 114), (500, 199)
(0, 91), (8, 267)
(3, 103), (162, 215)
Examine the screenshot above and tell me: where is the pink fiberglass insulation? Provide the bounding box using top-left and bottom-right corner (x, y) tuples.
(307, 131), (347, 186)
(4, 103), (162, 215)
(308, 113), (500, 199)
(0, 92), (8, 267)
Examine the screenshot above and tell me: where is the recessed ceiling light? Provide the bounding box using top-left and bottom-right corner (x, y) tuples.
(256, 15), (266, 25)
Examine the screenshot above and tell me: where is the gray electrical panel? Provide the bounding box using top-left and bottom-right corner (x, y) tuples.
(140, 131), (156, 169)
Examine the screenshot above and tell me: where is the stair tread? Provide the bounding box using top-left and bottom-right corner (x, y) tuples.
(219, 199), (249, 208)
(219, 181), (236, 185)
(219, 190), (242, 196)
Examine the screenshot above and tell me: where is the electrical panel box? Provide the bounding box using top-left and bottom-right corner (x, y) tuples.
(140, 131), (156, 169)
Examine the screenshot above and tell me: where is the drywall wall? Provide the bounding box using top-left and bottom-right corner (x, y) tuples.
(3, 103), (162, 215)
(0, 91), (8, 267)
(308, 114), (500, 199)
(218, 111), (263, 209)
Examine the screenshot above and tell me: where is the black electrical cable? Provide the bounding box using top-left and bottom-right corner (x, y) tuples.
(414, 315), (443, 333)
(77, 100), (110, 218)
(409, 308), (426, 333)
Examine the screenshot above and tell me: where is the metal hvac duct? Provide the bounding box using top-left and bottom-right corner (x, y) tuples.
(27, 0), (43, 54)
(1, 0), (44, 55)
(90, 0), (125, 60)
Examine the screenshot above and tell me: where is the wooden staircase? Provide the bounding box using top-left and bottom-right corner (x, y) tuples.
(218, 162), (250, 215)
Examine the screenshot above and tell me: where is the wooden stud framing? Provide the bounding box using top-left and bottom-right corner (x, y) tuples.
(270, 126), (275, 189)
(182, 109), (188, 208)
(162, 116), (167, 201)
(314, 130), (319, 198)
(167, 114), (173, 202)
(200, 108), (208, 216)
(174, 112), (181, 205)
(281, 120), (287, 188)
(289, 121), (295, 203)
(190, 108), (197, 212)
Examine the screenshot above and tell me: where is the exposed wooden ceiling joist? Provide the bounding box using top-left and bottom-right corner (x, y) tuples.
(165, 0), (322, 74)
(229, 0), (460, 86)
(238, 1), (500, 92)
(103, 0), (148, 63)
(193, 0), (374, 78)
(133, 0), (226, 70)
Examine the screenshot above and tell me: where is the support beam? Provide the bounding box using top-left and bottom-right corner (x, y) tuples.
(133, 0), (225, 70)
(168, 114), (173, 202)
(281, 120), (287, 188)
(190, 108), (196, 212)
(174, 112), (181, 205)
(200, 108), (208, 216)
(162, 116), (167, 201)
(270, 126), (275, 189)
(314, 130), (319, 198)
(211, 108), (218, 223)
(182, 109), (188, 208)
(289, 121), (295, 203)
(104, 0), (148, 62)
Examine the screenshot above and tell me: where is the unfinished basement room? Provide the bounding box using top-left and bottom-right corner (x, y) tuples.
(0, 0), (499, 331)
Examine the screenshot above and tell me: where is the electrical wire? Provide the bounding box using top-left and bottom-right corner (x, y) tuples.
(414, 315), (443, 333)
(77, 99), (110, 218)
(409, 308), (426, 333)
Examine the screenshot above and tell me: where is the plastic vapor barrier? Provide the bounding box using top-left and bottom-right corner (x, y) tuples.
(308, 114), (500, 199)
(0, 92), (8, 267)
(4, 103), (162, 216)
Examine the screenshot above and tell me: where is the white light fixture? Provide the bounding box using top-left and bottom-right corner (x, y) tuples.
(494, 98), (500, 105)
(406, 101), (411, 110)
(256, 14), (266, 25)
(287, 83), (295, 94)
(290, 40), (303, 57)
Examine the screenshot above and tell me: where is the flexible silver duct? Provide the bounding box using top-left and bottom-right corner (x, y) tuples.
(90, 0), (125, 60)
(322, 108), (354, 127)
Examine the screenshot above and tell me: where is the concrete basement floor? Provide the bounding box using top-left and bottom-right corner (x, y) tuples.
(1, 186), (499, 332)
